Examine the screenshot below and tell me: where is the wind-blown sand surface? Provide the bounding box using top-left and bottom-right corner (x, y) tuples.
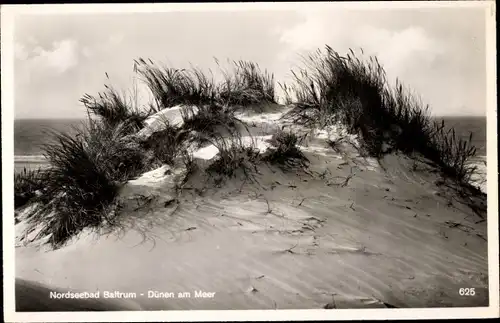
(15, 107), (488, 311)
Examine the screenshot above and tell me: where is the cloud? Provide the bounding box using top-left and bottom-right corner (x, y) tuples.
(275, 9), (474, 115)
(38, 39), (79, 74)
(355, 25), (446, 78)
(279, 9), (329, 52)
(16, 39), (80, 75)
(278, 10), (446, 78)
(77, 34), (125, 60)
(14, 39), (82, 119)
(11, 10), (485, 118)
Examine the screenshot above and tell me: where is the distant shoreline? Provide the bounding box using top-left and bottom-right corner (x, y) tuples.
(14, 156), (50, 174)
(14, 118), (87, 121)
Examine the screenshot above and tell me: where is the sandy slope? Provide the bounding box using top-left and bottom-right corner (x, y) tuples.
(15, 107), (489, 311)
(15, 158), (488, 310)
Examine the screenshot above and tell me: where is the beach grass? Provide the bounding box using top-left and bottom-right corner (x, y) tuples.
(135, 58), (219, 109)
(204, 131), (261, 179)
(14, 47), (483, 248)
(80, 83), (151, 132)
(262, 130), (309, 170)
(135, 58), (276, 110)
(14, 167), (49, 209)
(180, 103), (242, 139)
(23, 119), (151, 247)
(14, 56), (276, 246)
(281, 45), (480, 185)
(218, 60), (277, 108)
(141, 119), (186, 167)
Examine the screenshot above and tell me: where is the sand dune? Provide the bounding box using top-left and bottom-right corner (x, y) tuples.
(15, 147), (488, 310)
(14, 107), (489, 311)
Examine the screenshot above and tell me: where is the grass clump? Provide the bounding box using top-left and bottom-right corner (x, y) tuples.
(25, 119), (150, 247)
(180, 104), (242, 140)
(14, 167), (49, 209)
(425, 122), (479, 183)
(141, 118), (180, 166)
(205, 133), (260, 179)
(135, 58), (276, 110)
(218, 60), (276, 107)
(282, 45), (480, 185)
(142, 118), (194, 167)
(80, 83), (150, 132)
(263, 130), (309, 170)
(135, 58), (219, 109)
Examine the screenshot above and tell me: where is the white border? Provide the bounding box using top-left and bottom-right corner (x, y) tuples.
(2, 6), (17, 322)
(485, 1), (500, 318)
(2, 1), (496, 14)
(2, 2), (498, 321)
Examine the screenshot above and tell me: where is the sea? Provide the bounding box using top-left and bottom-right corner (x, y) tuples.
(14, 119), (87, 174)
(13, 117), (488, 191)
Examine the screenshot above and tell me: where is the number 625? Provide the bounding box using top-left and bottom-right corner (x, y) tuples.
(459, 288), (475, 296)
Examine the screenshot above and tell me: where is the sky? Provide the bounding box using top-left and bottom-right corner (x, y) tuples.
(11, 4), (489, 119)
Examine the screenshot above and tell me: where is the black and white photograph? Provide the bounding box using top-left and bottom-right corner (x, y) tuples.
(2, 2), (498, 321)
